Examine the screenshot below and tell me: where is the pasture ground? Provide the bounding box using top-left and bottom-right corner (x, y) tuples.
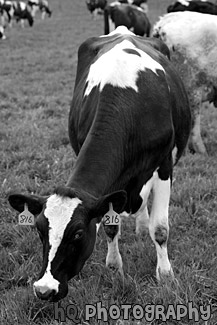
(0, 0), (217, 324)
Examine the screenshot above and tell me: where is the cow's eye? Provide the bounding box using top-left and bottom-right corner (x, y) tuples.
(74, 229), (84, 241)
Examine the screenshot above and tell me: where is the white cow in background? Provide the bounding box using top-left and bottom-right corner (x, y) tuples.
(153, 11), (217, 154)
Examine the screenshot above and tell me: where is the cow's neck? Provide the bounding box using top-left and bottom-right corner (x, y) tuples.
(66, 132), (125, 198)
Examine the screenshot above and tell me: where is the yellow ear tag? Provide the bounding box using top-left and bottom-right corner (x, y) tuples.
(18, 203), (35, 226)
(103, 202), (120, 226)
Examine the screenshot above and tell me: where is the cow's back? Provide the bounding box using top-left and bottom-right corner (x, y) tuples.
(69, 30), (190, 166)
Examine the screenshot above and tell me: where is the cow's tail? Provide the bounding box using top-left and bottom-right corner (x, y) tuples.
(104, 6), (110, 34)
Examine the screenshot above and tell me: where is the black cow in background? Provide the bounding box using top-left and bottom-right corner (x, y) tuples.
(104, 3), (151, 36)
(86, 0), (107, 17)
(167, 0), (217, 14)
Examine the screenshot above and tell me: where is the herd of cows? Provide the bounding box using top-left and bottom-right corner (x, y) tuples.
(0, 0), (51, 38)
(3, 0), (217, 302)
(85, 0), (217, 155)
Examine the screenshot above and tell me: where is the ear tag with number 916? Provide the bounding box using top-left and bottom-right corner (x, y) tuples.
(103, 203), (120, 226)
(18, 203), (35, 226)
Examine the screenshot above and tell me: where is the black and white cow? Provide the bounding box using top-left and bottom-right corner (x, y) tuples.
(0, 0), (34, 27)
(104, 3), (151, 36)
(167, 0), (217, 14)
(27, 0), (52, 19)
(8, 26), (191, 302)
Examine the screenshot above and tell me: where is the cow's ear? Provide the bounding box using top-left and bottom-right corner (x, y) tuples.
(8, 193), (48, 216)
(89, 190), (127, 221)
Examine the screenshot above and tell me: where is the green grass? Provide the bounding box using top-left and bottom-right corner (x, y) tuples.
(0, 0), (217, 324)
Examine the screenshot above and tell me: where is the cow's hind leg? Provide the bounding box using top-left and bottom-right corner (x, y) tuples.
(134, 174), (156, 235)
(149, 155), (173, 280)
(103, 222), (123, 275)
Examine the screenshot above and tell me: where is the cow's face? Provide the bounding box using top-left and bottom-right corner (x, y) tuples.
(8, 187), (127, 301)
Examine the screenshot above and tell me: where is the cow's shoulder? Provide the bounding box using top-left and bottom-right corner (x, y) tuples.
(134, 37), (171, 59)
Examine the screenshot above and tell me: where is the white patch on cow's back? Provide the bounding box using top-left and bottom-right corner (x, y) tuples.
(34, 195), (82, 293)
(85, 38), (165, 96)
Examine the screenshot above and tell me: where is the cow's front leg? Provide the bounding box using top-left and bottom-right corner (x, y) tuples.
(103, 222), (123, 275)
(149, 169), (173, 280)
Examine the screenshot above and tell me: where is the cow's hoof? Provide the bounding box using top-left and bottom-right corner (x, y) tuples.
(107, 264), (124, 277)
(156, 267), (174, 282)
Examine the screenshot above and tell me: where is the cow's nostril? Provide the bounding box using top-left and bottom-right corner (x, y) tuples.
(34, 287), (56, 300)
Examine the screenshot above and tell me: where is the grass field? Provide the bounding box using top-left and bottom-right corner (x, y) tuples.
(0, 0), (217, 324)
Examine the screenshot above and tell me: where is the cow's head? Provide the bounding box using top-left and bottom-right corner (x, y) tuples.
(86, 0), (97, 13)
(8, 187), (127, 301)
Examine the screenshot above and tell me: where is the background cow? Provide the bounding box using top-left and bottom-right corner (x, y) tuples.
(153, 11), (217, 154)
(27, 0), (52, 19)
(0, 1), (34, 27)
(167, 0), (217, 14)
(86, 0), (107, 17)
(104, 3), (151, 36)
(8, 26), (191, 302)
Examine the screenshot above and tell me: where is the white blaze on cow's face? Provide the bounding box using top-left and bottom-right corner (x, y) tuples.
(85, 29), (165, 96)
(33, 195), (82, 294)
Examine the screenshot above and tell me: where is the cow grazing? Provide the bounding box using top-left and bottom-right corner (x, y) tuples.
(8, 26), (191, 302)
(167, 0), (217, 14)
(153, 11), (217, 154)
(0, 1), (34, 27)
(27, 0), (52, 19)
(104, 3), (151, 36)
